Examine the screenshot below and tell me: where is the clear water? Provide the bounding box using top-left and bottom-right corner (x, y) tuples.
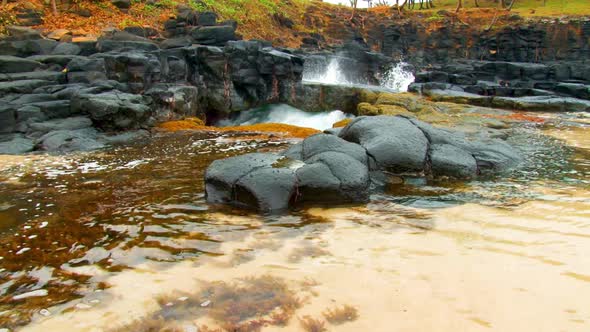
(0, 111), (588, 331)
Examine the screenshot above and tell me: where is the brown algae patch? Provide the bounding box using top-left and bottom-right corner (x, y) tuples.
(110, 275), (304, 332)
(299, 315), (327, 332)
(322, 304), (359, 324)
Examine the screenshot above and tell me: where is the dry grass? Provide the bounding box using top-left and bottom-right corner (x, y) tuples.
(322, 304), (359, 324)
(299, 315), (327, 332)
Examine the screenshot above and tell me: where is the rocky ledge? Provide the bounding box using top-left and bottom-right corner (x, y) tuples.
(410, 60), (590, 112)
(205, 115), (521, 212)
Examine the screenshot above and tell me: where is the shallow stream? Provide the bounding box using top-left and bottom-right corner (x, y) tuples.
(0, 111), (589, 331)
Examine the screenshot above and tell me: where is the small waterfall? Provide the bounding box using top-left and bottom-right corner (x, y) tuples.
(303, 58), (352, 85)
(218, 104), (352, 131)
(303, 56), (415, 92)
(379, 62), (415, 93)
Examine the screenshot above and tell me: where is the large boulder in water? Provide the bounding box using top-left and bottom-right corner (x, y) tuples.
(339, 116), (428, 173)
(204, 116), (522, 212)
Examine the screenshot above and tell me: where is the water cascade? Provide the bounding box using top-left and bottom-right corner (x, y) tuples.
(217, 104), (353, 130)
(302, 57), (352, 85)
(302, 56), (415, 92)
(379, 62), (416, 92)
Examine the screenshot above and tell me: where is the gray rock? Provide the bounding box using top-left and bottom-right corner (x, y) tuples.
(430, 144), (478, 178)
(197, 12), (218, 26)
(300, 133), (368, 165)
(0, 80), (50, 96)
(101, 129), (150, 145)
(0, 135), (34, 154)
(38, 128), (104, 152)
(29, 55), (83, 67)
(295, 162), (342, 201)
(29, 100), (72, 119)
(205, 153), (281, 204)
(6, 26), (42, 40)
(190, 26), (237, 46)
(234, 167), (297, 211)
(554, 83), (590, 100)
(491, 95), (590, 112)
(339, 116), (428, 172)
(303, 151), (370, 202)
(111, 0), (131, 9)
(97, 40), (159, 52)
(0, 71), (65, 83)
(408, 118), (521, 172)
(51, 43), (81, 55)
(0, 107), (16, 133)
(16, 105), (46, 123)
(71, 91), (152, 130)
(0, 56), (42, 73)
(28, 116), (92, 134)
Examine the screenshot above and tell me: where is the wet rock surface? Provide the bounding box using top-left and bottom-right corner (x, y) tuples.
(410, 60), (590, 112)
(0, 18), (304, 154)
(205, 116), (521, 211)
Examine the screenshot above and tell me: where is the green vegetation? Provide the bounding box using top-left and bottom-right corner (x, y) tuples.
(426, 0), (590, 16)
(187, 0), (308, 24)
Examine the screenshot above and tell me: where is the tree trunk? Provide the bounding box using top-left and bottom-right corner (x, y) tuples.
(507, 0), (516, 11)
(455, 0), (462, 13)
(51, 0), (58, 14)
(349, 0), (358, 20)
(474, 0), (480, 7)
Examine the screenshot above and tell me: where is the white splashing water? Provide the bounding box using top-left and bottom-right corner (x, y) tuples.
(380, 62), (415, 92)
(302, 58), (352, 85)
(303, 57), (415, 92)
(218, 104), (352, 131)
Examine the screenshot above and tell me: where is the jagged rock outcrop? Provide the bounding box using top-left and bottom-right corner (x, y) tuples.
(409, 60), (590, 112)
(204, 115), (521, 212)
(0, 24), (304, 154)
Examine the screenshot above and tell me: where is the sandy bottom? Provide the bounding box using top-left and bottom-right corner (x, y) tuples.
(21, 185), (590, 332)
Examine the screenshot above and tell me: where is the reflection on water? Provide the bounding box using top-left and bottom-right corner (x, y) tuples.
(0, 112), (589, 331)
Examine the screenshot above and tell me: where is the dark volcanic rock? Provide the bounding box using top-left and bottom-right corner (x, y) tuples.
(0, 134), (34, 154)
(71, 91), (152, 130)
(190, 25), (237, 46)
(0, 56), (42, 73)
(339, 116), (428, 173)
(205, 116), (521, 211)
(111, 0), (131, 9)
(205, 153), (281, 205)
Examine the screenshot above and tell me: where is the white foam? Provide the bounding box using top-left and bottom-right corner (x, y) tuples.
(218, 104), (352, 131)
(380, 62), (415, 92)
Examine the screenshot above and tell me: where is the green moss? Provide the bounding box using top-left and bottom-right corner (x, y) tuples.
(357, 102), (380, 116)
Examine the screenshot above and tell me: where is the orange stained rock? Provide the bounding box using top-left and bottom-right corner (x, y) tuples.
(332, 118), (353, 128)
(157, 119), (320, 139)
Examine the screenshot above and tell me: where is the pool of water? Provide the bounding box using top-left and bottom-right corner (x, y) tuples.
(0, 112), (589, 331)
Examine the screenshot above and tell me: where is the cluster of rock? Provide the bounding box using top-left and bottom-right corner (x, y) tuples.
(410, 60), (590, 112)
(205, 115), (521, 212)
(0, 19), (305, 154)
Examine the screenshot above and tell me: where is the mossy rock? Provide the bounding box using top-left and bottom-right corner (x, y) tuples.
(332, 118), (353, 128)
(431, 101), (473, 114)
(360, 89), (378, 104)
(376, 104), (415, 117)
(375, 92), (431, 113)
(357, 102), (380, 116)
(415, 108), (449, 124)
